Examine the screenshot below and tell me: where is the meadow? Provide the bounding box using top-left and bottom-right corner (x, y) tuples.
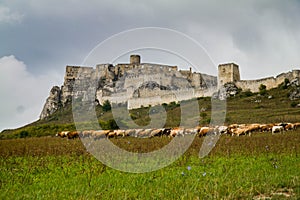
(1, 83), (300, 199)
(0, 131), (299, 199)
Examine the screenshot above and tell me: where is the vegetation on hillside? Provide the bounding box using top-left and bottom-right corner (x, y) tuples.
(0, 79), (299, 199)
(1, 80), (299, 139)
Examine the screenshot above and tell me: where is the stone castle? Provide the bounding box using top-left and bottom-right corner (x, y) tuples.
(40, 55), (300, 119)
(218, 63), (300, 92)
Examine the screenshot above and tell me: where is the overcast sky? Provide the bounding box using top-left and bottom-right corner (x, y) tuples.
(1, 0), (300, 131)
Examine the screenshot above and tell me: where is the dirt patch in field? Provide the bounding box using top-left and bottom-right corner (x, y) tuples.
(253, 188), (294, 199)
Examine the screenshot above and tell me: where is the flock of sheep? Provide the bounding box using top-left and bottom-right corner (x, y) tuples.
(56, 122), (300, 139)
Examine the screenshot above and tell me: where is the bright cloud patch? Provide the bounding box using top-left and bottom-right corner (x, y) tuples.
(0, 6), (23, 24)
(0, 55), (59, 131)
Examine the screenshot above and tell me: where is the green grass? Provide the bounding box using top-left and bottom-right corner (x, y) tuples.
(0, 82), (299, 199)
(1, 154), (298, 199)
(0, 132), (299, 199)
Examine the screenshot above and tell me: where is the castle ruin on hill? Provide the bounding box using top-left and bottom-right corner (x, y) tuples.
(40, 55), (300, 119)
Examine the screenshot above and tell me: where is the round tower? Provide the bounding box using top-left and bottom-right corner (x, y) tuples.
(130, 55), (141, 65)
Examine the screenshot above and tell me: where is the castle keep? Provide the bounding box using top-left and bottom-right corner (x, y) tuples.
(218, 63), (240, 86)
(40, 55), (299, 119)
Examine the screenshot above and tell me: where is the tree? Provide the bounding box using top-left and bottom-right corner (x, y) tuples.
(279, 78), (290, 90)
(259, 84), (267, 95)
(19, 130), (29, 138)
(102, 100), (111, 112)
(243, 89), (253, 97)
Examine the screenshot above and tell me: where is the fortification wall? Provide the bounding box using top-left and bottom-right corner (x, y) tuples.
(235, 77), (276, 92)
(235, 70), (300, 92)
(101, 92), (128, 105)
(65, 66), (94, 79)
(127, 88), (210, 109)
(138, 88), (162, 97)
(124, 73), (173, 88)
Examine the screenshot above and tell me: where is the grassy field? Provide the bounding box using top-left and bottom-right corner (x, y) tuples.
(1, 83), (300, 199)
(0, 131), (299, 199)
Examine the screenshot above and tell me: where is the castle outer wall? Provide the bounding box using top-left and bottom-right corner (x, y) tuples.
(218, 63), (300, 93)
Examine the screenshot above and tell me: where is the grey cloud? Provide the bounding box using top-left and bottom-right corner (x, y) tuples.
(1, 0), (300, 130)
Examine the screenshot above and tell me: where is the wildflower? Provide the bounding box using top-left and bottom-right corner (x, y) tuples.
(187, 166), (191, 171)
(202, 172), (206, 177)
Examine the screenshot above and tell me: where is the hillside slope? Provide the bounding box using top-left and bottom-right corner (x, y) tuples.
(1, 83), (300, 139)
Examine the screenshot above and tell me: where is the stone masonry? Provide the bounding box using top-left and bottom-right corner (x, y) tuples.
(218, 63), (300, 93)
(40, 55), (299, 119)
(40, 55), (217, 119)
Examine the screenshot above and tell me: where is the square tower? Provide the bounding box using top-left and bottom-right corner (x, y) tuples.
(218, 63), (240, 87)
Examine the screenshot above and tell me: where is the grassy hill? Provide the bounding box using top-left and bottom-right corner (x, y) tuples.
(1, 83), (299, 139)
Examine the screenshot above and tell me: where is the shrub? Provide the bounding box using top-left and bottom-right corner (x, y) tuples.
(259, 84), (267, 95)
(278, 78), (290, 90)
(129, 113), (138, 120)
(102, 100), (111, 112)
(259, 84), (266, 91)
(291, 101), (298, 108)
(167, 101), (180, 109)
(170, 101), (176, 106)
(19, 130), (29, 138)
(243, 89), (253, 97)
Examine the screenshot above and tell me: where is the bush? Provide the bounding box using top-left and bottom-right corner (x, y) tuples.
(243, 89), (253, 97)
(278, 78), (290, 90)
(102, 100), (111, 112)
(259, 84), (267, 95)
(166, 101), (180, 110)
(129, 113), (138, 120)
(291, 101), (298, 108)
(19, 130), (29, 138)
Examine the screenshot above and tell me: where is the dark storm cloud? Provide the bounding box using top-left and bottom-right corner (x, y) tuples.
(1, 0), (300, 75)
(1, 0), (300, 131)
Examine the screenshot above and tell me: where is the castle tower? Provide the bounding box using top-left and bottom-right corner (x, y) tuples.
(218, 63), (240, 87)
(130, 55), (141, 65)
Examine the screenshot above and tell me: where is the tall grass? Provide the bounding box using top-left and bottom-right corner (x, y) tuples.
(0, 131), (299, 199)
